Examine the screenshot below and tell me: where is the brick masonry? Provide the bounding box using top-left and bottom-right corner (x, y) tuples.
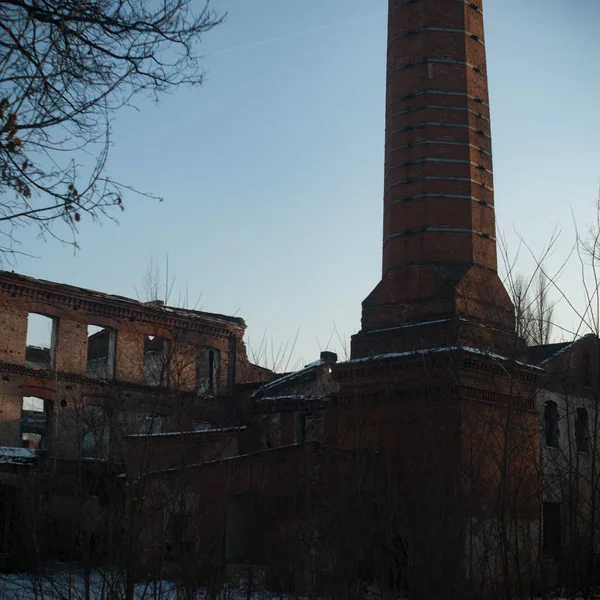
(352, 0), (516, 358)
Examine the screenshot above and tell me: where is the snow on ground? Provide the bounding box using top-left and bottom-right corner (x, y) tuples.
(2, 568), (599, 600)
(0, 567), (291, 600)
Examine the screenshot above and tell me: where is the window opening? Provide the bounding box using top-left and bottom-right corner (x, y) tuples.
(25, 313), (56, 369)
(21, 396), (49, 450)
(576, 407), (590, 453)
(197, 348), (219, 396)
(87, 325), (115, 379)
(143, 335), (169, 386)
(82, 405), (109, 459)
(544, 401), (560, 448)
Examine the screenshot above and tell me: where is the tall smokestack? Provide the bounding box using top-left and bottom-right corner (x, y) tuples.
(352, 0), (516, 358)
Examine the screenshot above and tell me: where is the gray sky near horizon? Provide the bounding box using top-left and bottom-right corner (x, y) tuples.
(12, 0), (600, 369)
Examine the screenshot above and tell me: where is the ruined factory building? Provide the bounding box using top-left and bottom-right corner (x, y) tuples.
(2, 0), (600, 596)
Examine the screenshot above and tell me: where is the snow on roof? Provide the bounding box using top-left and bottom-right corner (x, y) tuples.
(257, 395), (330, 403)
(346, 346), (544, 370)
(126, 426), (246, 439)
(255, 363), (319, 395)
(304, 359), (324, 368)
(537, 341), (577, 366)
(0, 446), (37, 465)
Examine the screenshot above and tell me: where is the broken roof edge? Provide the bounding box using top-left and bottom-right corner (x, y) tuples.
(0, 270), (246, 330)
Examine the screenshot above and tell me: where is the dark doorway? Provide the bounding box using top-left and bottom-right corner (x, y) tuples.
(225, 492), (266, 565)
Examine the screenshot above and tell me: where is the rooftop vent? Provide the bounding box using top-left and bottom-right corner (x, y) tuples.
(320, 351), (338, 364)
(145, 300), (165, 308)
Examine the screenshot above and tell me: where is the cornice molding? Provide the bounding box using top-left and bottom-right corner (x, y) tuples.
(0, 272), (245, 339)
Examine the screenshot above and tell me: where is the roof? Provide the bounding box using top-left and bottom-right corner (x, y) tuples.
(528, 341), (574, 365)
(254, 363), (320, 397)
(0, 270), (245, 329)
(528, 334), (599, 366)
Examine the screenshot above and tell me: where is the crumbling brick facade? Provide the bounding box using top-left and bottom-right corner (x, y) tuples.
(0, 270), (271, 567)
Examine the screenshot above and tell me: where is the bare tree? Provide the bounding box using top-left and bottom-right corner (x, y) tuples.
(136, 255), (203, 310)
(0, 0), (224, 256)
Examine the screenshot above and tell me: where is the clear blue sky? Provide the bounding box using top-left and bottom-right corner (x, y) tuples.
(12, 0), (600, 368)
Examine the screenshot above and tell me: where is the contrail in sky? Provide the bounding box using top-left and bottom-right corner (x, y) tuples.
(208, 11), (385, 57)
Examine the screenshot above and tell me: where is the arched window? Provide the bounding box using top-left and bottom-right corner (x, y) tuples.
(576, 407), (590, 453)
(544, 401), (560, 448)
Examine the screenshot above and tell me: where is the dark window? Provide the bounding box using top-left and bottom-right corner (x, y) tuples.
(225, 492), (266, 565)
(197, 348), (219, 396)
(21, 396), (49, 450)
(25, 313), (56, 369)
(544, 401), (560, 448)
(87, 325), (115, 379)
(543, 502), (562, 561)
(143, 335), (169, 386)
(262, 417), (271, 449)
(576, 408), (590, 453)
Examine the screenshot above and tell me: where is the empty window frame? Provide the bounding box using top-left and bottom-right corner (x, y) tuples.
(25, 313), (57, 369)
(143, 335), (169, 387)
(262, 414), (280, 450)
(197, 348), (219, 396)
(544, 401), (560, 449)
(82, 405), (109, 459)
(21, 396), (49, 450)
(87, 325), (116, 379)
(576, 407), (591, 454)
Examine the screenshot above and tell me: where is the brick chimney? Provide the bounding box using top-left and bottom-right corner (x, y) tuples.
(351, 0), (516, 358)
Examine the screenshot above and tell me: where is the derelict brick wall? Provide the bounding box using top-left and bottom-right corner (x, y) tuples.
(115, 328), (144, 383)
(0, 296), (27, 364)
(53, 383), (86, 460)
(0, 377), (24, 446)
(55, 319), (87, 374)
